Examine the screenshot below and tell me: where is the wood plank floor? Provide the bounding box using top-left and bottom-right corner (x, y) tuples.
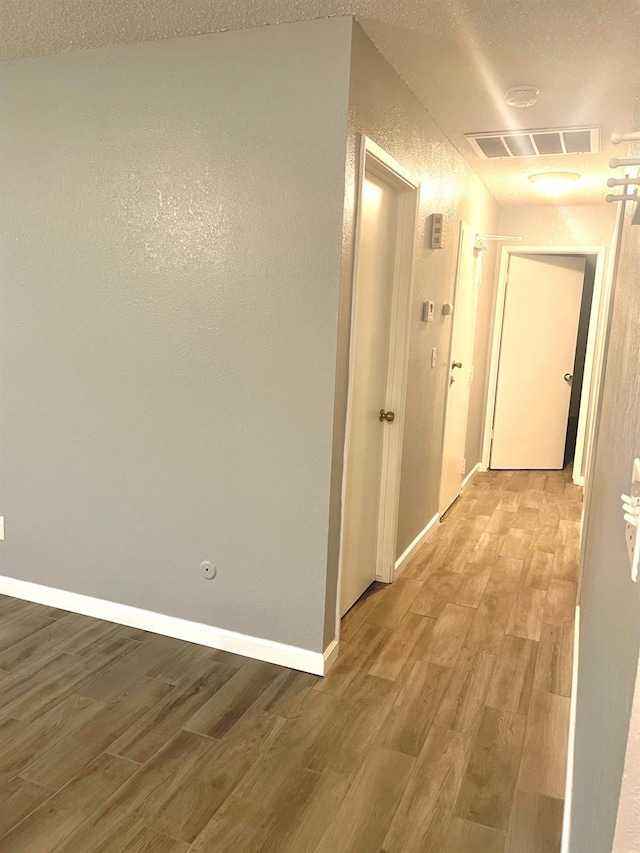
(0, 468), (579, 851)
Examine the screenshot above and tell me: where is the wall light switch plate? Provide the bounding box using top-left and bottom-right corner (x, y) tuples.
(621, 458), (640, 581)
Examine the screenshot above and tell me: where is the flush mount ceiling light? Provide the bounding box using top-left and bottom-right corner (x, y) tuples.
(506, 85), (540, 108)
(528, 171), (581, 196)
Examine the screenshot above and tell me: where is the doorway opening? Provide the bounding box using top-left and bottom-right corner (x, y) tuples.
(482, 245), (607, 485)
(336, 137), (420, 624)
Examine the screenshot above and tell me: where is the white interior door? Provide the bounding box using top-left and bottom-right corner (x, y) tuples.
(440, 222), (480, 514)
(340, 167), (399, 616)
(490, 254), (585, 470)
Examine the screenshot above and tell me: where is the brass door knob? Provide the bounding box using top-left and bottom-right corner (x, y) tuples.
(452, 361), (463, 369)
(379, 409), (395, 423)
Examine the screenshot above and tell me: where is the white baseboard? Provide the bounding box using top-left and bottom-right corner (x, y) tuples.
(462, 462), (481, 491)
(562, 603), (581, 853)
(394, 513), (440, 579)
(0, 574), (329, 676)
(322, 638), (340, 674)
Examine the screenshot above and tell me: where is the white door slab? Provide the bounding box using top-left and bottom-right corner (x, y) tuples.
(340, 169), (398, 615)
(491, 253), (585, 470)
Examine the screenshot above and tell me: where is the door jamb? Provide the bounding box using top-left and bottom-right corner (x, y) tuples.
(480, 245), (607, 485)
(334, 136), (420, 638)
(438, 220), (481, 514)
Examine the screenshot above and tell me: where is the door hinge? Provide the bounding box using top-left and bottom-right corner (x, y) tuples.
(461, 458), (467, 476)
(469, 364), (474, 385)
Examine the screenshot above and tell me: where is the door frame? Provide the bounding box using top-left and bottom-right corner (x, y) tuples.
(481, 245), (608, 485)
(335, 136), (419, 631)
(439, 220), (482, 514)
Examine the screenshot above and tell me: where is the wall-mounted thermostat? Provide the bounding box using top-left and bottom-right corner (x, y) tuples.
(421, 301), (435, 322)
(430, 214), (444, 249)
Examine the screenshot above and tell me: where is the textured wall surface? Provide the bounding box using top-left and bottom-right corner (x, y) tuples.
(3, 0), (638, 209)
(499, 204), (616, 248)
(569, 193), (640, 851)
(323, 23), (499, 645)
(0, 18), (353, 652)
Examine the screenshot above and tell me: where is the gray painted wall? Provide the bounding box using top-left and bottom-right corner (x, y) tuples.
(569, 196), (640, 852)
(0, 18), (353, 652)
(323, 23), (499, 644)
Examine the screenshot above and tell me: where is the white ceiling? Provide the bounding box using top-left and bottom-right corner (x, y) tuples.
(3, 0), (640, 205)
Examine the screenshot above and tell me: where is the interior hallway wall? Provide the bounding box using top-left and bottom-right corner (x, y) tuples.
(323, 22), (499, 644)
(0, 17), (353, 654)
(499, 204), (616, 248)
(569, 192), (640, 852)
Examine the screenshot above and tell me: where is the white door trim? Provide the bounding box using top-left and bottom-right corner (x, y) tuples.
(335, 136), (419, 639)
(481, 245), (608, 485)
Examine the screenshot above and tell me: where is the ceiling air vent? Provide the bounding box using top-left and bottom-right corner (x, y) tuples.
(466, 126), (600, 159)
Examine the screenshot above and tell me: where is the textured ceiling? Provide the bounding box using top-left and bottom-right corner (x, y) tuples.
(2, 0), (640, 205)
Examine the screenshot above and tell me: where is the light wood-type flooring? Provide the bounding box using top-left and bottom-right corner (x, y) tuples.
(0, 468), (579, 852)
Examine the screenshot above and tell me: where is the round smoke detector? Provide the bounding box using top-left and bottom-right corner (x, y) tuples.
(506, 85), (539, 108)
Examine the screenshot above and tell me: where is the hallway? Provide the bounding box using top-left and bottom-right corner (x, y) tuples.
(0, 468), (579, 851)
(333, 465), (579, 851)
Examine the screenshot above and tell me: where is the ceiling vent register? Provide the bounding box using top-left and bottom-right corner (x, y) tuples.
(466, 126), (600, 159)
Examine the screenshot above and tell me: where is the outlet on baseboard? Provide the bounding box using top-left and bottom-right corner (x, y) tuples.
(0, 517), (5, 541)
